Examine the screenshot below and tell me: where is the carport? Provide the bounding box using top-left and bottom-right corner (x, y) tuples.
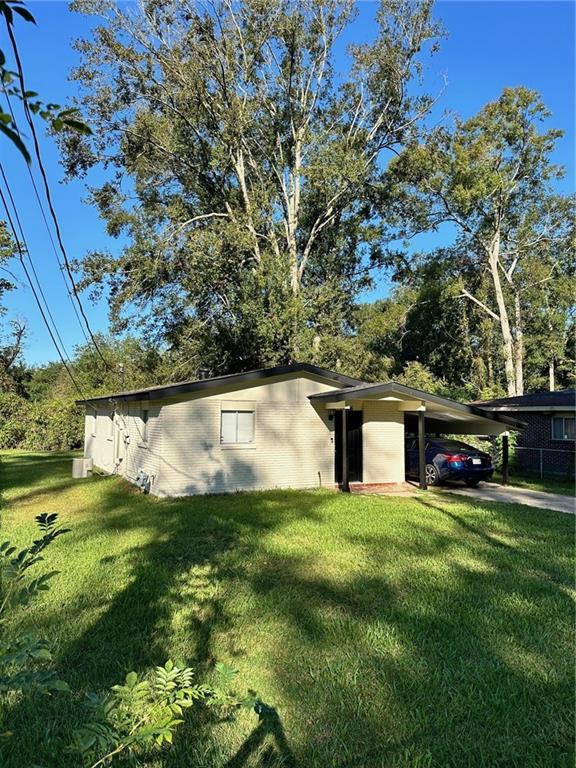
(309, 382), (524, 491)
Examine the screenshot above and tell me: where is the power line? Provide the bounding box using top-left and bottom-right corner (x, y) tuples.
(0, 161), (71, 362)
(2, 86), (90, 346)
(5, 17), (111, 370)
(0, 183), (84, 396)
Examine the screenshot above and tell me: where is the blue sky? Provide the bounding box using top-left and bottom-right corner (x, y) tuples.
(2, 0), (574, 365)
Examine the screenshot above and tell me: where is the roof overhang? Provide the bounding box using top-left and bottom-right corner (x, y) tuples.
(76, 363), (365, 405)
(479, 405), (575, 413)
(309, 381), (525, 434)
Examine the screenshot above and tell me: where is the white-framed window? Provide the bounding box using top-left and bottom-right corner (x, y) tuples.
(141, 407), (149, 443)
(552, 415), (575, 441)
(220, 409), (255, 444)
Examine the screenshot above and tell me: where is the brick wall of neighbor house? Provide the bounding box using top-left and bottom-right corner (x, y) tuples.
(514, 411), (575, 477)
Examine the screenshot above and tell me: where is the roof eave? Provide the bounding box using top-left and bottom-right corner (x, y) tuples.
(75, 363), (366, 405)
(308, 381), (526, 430)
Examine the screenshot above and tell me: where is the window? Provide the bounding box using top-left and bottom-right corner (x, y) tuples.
(552, 416), (575, 441)
(220, 410), (255, 444)
(141, 408), (149, 442)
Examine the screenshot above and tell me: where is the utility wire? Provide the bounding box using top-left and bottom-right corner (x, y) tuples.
(5, 17), (111, 370)
(2, 86), (90, 346)
(0, 161), (71, 361)
(0, 183), (84, 396)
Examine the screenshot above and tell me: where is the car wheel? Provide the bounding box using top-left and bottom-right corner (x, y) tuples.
(465, 479), (480, 488)
(425, 463), (440, 486)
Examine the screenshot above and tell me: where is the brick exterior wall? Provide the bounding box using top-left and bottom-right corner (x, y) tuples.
(514, 411), (575, 477)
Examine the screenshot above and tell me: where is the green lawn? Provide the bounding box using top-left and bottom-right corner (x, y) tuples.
(1, 451), (574, 768)
(493, 470), (575, 497)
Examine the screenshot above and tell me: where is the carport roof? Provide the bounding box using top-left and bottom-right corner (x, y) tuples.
(308, 381), (525, 431)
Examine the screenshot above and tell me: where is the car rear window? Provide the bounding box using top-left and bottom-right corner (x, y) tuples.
(433, 441), (476, 452)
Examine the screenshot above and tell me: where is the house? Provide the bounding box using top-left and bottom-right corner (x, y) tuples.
(77, 363), (522, 497)
(477, 390), (575, 478)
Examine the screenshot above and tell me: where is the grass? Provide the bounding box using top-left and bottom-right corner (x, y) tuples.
(1, 450), (574, 768)
(493, 471), (575, 496)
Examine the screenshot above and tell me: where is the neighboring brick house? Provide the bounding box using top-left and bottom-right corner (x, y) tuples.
(478, 390), (575, 478)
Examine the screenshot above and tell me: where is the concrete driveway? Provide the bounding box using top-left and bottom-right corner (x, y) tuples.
(439, 482), (574, 515)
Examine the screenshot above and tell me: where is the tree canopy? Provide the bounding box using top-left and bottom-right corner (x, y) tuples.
(384, 87), (574, 395)
(63, 0), (442, 375)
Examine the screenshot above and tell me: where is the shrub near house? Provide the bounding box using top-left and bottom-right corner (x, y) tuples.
(0, 393), (83, 451)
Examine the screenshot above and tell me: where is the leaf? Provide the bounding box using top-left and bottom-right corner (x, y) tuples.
(125, 671), (138, 688)
(49, 679), (70, 692)
(13, 5), (36, 24)
(0, 121), (30, 163)
(61, 117), (92, 136)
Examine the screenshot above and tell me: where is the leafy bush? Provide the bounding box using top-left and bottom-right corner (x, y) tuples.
(0, 392), (33, 448)
(69, 660), (252, 767)
(0, 393), (83, 450)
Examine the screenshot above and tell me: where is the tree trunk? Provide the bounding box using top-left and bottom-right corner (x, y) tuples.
(488, 232), (517, 396)
(513, 291), (524, 396)
(549, 359), (555, 391)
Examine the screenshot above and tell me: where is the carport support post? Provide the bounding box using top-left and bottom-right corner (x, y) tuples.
(501, 432), (509, 486)
(341, 406), (350, 493)
(418, 404), (427, 490)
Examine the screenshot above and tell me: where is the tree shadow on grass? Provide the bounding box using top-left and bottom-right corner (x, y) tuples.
(1, 460), (574, 768)
(1, 461), (329, 767)
(235, 493), (574, 767)
(0, 453), (82, 498)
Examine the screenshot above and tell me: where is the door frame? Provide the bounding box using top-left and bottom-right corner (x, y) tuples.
(334, 409), (363, 486)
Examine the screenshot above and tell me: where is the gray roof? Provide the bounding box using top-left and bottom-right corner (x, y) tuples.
(76, 363), (365, 404)
(476, 389), (575, 409)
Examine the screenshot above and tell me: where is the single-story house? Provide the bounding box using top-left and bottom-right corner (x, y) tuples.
(477, 390), (575, 478)
(77, 363), (523, 497)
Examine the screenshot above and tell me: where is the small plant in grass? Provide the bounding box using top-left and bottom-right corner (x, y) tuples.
(0, 512), (70, 694)
(0, 506), (259, 764)
(69, 661), (255, 767)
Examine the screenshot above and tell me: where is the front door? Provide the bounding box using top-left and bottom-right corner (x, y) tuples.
(334, 410), (363, 484)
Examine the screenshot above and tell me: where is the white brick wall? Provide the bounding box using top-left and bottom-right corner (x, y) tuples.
(362, 401), (405, 483)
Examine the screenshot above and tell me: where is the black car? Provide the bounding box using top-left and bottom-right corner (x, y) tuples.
(405, 438), (494, 487)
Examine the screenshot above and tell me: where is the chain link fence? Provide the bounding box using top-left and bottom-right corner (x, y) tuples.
(512, 446), (575, 480)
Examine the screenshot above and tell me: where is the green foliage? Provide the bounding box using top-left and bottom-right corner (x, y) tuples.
(0, 392), (31, 447)
(70, 660), (252, 767)
(0, 512), (70, 694)
(0, 335), (164, 451)
(385, 86), (574, 396)
(0, 392), (84, 451)
(62, 0), (442, 372)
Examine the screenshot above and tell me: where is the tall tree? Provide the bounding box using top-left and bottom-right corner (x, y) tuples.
(63, 0), (441, 375)
(386, 87), (573, 396)
(0, 222), (29, 394)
